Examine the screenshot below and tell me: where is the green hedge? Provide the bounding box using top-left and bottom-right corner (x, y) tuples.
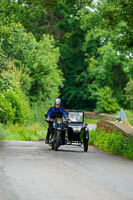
(89, 129), (133, 160)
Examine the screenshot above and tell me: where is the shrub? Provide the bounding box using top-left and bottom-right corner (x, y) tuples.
(4, 88), (32, 125)
(0, 94), (15, 124)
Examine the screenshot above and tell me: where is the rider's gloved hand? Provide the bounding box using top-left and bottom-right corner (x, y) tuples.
(46, 117), (50, 121)
(66, 117), (71, 123)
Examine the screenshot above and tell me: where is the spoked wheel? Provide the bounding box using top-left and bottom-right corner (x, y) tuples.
(54, 130), (61, 151)
(84, 140), (88, 152)
(51, 133), (55, 150)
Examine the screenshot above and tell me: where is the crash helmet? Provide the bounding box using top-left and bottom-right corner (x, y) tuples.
(55, 98), (61, 105)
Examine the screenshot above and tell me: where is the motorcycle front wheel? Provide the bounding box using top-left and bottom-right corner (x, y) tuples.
(54, 130), (61, 151)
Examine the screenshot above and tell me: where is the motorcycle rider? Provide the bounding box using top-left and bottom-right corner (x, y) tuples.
(45, 98), (68, 144)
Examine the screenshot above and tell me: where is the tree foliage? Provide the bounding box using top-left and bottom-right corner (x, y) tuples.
(78, 1), (133, 110)
(124, 80), (133, 109)
(0, 23), (63, 105)
(0, 0), (133, 114)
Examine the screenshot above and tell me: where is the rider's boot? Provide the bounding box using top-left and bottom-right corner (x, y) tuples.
(45, 138), (49, 144)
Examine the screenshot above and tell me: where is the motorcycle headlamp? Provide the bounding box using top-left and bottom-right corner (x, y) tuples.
(56, 118), (62, 124)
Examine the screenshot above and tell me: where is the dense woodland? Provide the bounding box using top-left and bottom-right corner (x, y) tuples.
(0, 0), (133, 129)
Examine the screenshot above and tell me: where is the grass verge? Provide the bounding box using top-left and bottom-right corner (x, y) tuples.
(84, 118), (99, 124)
(3, 123), (47, 141)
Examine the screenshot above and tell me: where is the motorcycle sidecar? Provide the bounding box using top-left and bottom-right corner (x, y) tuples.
(67, 110), (89, 152)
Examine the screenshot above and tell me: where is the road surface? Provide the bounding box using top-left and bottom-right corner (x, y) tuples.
(0, 139), (133, 200)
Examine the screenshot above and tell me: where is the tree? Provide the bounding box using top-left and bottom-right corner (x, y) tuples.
(78, 1), (133, 108)
(1, 0), (132, 111)
(0, 0), (93, 110)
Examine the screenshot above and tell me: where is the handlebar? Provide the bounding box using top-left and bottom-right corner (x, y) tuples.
(45, 118), (55, 123)
(45, 118), (71, 123)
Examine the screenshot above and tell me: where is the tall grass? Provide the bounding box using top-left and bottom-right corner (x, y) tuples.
(4, 123), (47, 141)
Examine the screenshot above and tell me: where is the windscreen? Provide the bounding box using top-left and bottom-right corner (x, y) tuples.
(68, 112), (83, 122)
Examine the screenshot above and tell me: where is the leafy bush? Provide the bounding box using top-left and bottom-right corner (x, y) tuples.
(95, 86), (120, 114)
(4, 88), (32, 124)
(89, 129), (133, 160)
(0, 94), (15, 124)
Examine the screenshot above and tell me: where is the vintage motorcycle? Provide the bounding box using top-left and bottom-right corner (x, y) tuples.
(46, 118), (68, 151)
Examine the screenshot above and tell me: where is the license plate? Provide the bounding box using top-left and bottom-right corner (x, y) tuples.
(74, 128), (80, 131)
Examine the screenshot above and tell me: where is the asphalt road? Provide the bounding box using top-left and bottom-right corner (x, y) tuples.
(0, 139), (133, 200)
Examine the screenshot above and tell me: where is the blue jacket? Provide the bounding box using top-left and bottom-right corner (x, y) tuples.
(47, 107), (67, 119)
